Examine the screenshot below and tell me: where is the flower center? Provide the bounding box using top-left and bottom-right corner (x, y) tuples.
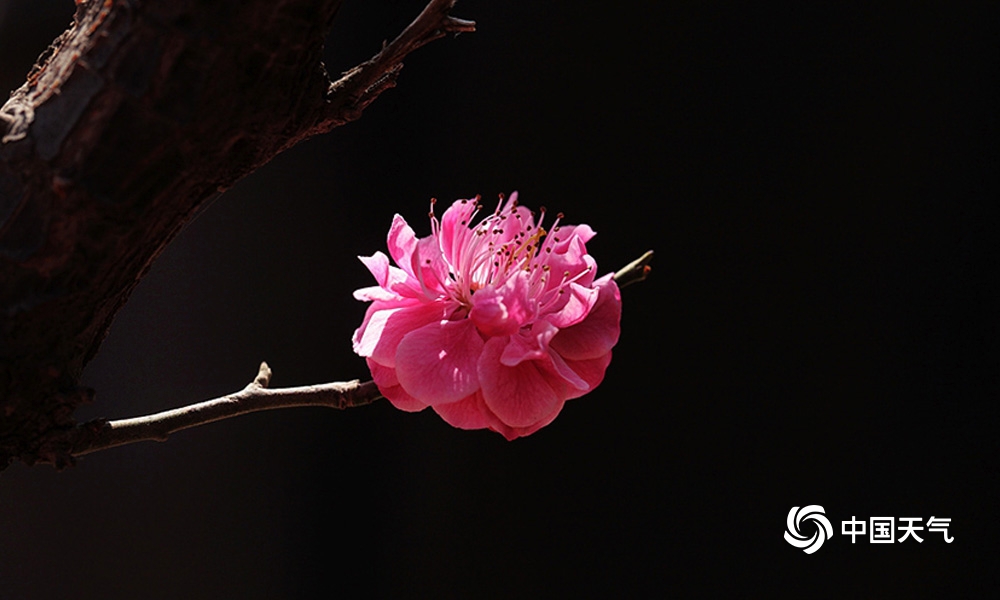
(428, 195), (593, 315)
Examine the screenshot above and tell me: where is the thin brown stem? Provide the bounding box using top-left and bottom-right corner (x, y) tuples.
(70, 363), (382, 457)
(318, 0), (476, 131)
(613, 250), (654, 288)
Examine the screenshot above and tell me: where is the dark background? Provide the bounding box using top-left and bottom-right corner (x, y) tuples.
(1, 0), (997, 597)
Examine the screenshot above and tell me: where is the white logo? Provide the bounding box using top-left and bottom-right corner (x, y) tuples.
(785, 505), (833, 554)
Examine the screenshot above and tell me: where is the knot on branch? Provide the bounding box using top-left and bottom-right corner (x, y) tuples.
(253, 362), (272, 388)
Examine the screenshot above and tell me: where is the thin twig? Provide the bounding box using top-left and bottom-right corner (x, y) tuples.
(613, 250), (654, 288)
(68, 251), (652, 459)
(321, 0), (476, 128)
(70, 363), (382, 457)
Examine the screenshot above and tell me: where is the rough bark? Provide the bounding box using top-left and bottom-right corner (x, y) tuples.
(0, 0), (472, 469)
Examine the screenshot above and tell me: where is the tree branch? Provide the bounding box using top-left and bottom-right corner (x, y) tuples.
(63, 252), (654, 462)
(1, 0), (473, 469)
(318, 0), (476, 132)
(69, 362), (381, 457)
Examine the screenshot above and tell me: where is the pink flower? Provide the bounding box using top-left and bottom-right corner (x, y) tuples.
(352, 193), (621, 439)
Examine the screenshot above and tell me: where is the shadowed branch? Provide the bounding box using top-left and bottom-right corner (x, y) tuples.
(317, 0), (476, 131)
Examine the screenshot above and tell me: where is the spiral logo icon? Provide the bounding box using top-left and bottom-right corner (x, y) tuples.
(784, 505), (833, 554)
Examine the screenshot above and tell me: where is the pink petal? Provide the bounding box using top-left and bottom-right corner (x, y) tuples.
(470, 276), (532, 337)
(353, 301), (449, 367)
(432, 392), (493, 430)
(439, 199), (479, 265)
(395, 319), (485, 405)
(470, 286), (514, 337)
(541, 238), (597, 291)
(368, 357), (399, 386)
(479, 396), (565, 440)
(550, 351), (614, 400)
(352, 285), (398, 302)
(499, 320), (558, 366)
(387, 214), (419, 274)
(432, 378), (565, 440)
(549, 276), (621, 361)
(359, 252), (390, 286)
(506, 401), (565, 438)
(553, 224), (596, 246)
(496, 271), (534, 324)
(545, 281), (598, 328)
(479, 336), (561, 428)
(368, 359), (427, 412)
(409, 235), (449, 296)
(353, 301), (393, 356)
(357, 253), (423, 299)
(548, 350), (592, 391)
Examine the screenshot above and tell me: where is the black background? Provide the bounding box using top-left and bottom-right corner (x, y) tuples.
(1, 0), (997, 597)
